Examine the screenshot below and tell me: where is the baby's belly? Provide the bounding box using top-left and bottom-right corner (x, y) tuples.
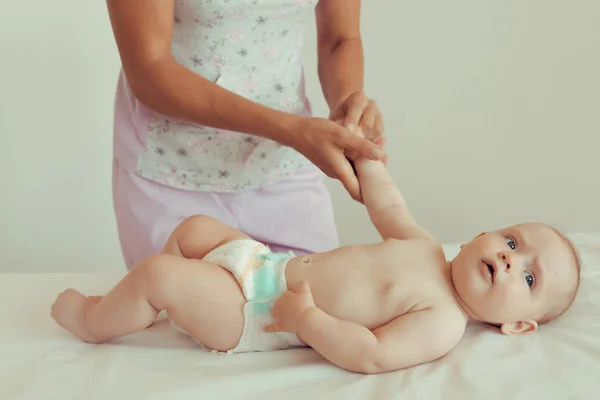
(319, 288), (394, 329)
(287, 260), (415, 330)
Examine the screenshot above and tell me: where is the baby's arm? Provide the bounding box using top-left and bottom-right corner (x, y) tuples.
(297, 306), (465, 374)
(353, 153), (432, 240)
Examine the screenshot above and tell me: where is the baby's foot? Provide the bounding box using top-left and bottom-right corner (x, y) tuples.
(51, 289), (102, 344)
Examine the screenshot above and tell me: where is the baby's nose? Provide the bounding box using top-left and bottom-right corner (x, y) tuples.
(498, 252), (513, 271)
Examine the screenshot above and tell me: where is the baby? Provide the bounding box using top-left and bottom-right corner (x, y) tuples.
(51, 152), (581, 374)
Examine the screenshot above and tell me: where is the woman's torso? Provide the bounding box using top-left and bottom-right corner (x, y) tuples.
(114, 0), (319, 192)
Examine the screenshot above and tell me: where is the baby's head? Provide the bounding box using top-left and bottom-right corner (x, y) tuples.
(450, 222), (580, 334)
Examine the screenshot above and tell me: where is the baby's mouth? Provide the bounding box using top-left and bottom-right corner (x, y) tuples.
(484, 261), (495, 283)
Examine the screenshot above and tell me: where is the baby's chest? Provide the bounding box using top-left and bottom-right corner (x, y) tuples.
(379, 259), (449, 301)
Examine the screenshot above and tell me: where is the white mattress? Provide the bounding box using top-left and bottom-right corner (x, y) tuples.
(1, 232), (599, 399)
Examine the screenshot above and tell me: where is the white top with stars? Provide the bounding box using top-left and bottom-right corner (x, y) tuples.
(132, 0), (318, 192)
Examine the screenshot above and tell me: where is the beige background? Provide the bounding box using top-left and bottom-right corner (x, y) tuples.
(1, 0), (598, 272)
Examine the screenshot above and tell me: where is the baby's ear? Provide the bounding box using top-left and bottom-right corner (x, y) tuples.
(500, 320), (538, 335)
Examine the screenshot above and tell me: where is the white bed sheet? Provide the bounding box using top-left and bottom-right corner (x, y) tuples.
(1, 232), (599, 399)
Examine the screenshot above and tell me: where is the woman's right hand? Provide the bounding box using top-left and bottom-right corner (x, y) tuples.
(287, 116), (385, 202)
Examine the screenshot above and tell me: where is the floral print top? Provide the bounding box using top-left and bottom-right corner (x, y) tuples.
(134, 0), (318, 192)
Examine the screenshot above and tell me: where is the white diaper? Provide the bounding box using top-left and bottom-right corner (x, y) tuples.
(171, 239), (305, 354)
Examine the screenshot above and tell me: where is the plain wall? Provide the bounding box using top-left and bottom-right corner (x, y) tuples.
(1, 0), (599, 272)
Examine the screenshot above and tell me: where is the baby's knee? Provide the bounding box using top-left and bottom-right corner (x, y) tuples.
(135, 254), (179, 294)
(178, 214), (215, 232)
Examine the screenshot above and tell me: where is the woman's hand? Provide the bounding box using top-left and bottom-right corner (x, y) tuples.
(335, 122), (388, 168)
(329, 91), (384, 142)
(288, 116), (385, 202)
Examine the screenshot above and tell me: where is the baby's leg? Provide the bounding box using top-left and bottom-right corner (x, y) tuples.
(90, 215), (248, 303)
(51, 254), (245, 351)
(162, 215), (250, 259)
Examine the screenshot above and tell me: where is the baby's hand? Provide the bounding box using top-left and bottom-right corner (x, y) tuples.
(264, 280), (316, 334)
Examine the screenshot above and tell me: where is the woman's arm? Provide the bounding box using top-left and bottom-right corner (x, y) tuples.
(106, 0), (297, 145)
(106, 0), (385, 200)
(316, 0), (384, 141)
(315, 0), (363, 110)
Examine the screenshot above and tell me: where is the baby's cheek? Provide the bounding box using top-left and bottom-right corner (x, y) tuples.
(498, 287), (529, 314)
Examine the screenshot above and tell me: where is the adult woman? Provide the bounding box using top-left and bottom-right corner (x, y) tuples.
(106, 0), (384, 269)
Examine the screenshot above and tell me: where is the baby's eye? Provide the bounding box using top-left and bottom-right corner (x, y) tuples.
(505, 237), (516, 250)
(525, 271), (535, 287)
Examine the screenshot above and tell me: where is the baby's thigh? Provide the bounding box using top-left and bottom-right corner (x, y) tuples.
(163, 214), (250, 260)
(152, 255), (246, 352)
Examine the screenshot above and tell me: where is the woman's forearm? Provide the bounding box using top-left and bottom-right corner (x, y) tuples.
(127, 56), (301, 146)
(107, 0), (300, 145)
(318, 37), (364, 110)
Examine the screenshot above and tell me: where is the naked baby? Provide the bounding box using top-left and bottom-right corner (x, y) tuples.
(51, 147), (581, 374)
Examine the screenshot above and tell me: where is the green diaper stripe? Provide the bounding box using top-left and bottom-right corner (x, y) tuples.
(251, 252), (291, 315)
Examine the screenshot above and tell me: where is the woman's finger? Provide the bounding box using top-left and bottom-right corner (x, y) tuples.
(373, 115), (385, 137)
(359, 102), (378, 139)
(373, 137), (388, 165)
(373, 136), (386, 147)
(343, 131), (385, 161)
(330, 150), (362, 201)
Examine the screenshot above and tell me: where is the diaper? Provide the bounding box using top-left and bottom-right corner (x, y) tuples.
(171, 239), (305, 354)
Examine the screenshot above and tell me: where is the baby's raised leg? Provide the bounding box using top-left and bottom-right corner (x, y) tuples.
(89, 215), (249, 303)
(161, 215), (250, 259)
(51, 254), (246, 351)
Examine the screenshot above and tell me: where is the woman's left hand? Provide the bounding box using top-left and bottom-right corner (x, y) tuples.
(329, 91), (384, 142)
